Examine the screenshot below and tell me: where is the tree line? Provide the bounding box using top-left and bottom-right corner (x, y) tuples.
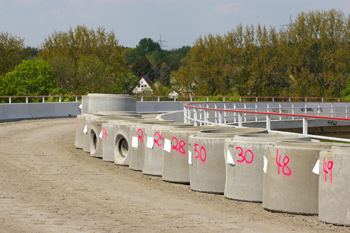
(172, 9), (350, 98)
(1, 9), (350, 99)
(0, 26), (190, 99)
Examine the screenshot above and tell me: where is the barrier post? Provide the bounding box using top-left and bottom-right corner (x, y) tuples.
(158, 96), (160, 102)
(266, 115), (271, 130)
(59, 96), (62, 102)
(26, 97), (28, 103)
(331, 103), (334, 117)
(183, 106), (188, 123)
(194, 108), (198, 126)
(141, 96), (143, 102)
(302, 118), (308, 134)
(9, 97), (11, 104)
(238, 113), (243, 127)
(255, 103), (258, 121)
(279, 103), (282, 120)
(234, 103), (237, 123)
(214, 103), (217, 124)
(42, 97), (45, 103)
(207, 96), (209, 102)
(292, 103), (295, 120)
(174, 97), (177, 102)
(218, 111), (222, 125)
(75, 96), (78, 102)
(224, 103), (227, 123)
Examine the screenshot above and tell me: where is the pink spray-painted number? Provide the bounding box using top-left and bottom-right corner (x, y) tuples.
(101, 127), (108, 140)
(275, 149), (291, 176)
(323, 157), (333, 184)
(171, 137), (186, 154)
(194, 143), (207, 162)
(137, 129), (144, 143)
(236, 147), (254, 164)
(154, 132), (162, 147)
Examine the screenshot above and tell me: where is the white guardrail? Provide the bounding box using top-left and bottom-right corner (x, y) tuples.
(183, 101), (350, 143)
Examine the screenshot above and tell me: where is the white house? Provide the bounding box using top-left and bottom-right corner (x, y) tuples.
(132, 75), (153, 94)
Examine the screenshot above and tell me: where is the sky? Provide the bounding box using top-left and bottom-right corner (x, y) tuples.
(1, 0), (350, 50)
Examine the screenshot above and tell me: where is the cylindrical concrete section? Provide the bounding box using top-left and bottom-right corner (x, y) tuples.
(162, 126), (226, 184)
(224, 134), (311, 202)
(263, 141), (343, 214)
(189, 128), (267, 194)
(128, 121), (175, 171)
(75, 115), (85, 149)
(142, 123), (193, 176)
(318, 149), (350, 226)
(87, 93), (136, 114)
(113, 119), (157, 166)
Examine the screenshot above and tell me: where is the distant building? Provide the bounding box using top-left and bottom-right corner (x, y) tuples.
(132, 75), (153, 94)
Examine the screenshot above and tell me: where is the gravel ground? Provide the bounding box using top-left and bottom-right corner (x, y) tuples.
(0, 117), (349, 233)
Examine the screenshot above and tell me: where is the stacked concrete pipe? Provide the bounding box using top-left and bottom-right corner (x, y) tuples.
(224, 133), (311, 202)
(128, 121), (176, 171)
(318, 146), (350, 226)
(162, 126), (229, 184)
(86, 93), (136, 113)
(263, 141), (346, 214)
(112, 119), (174, 166)
(101, 118), (147, 162)
(142, 123), (193, 176)
(188, 128), (267, 194)
(90, 116), (142, 158)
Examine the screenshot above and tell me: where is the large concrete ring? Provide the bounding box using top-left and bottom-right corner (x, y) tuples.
(128, 121), (175, 171)
(224, 133), (311, 202)
(318, 148), (350, 226)
(142, 123), (193, 176)
(263, 141), (343, 214)
(189, 128), (267, 194)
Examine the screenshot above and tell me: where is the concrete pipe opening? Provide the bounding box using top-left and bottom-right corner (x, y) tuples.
(115, 134), (129, 159)
(91, 129), (98, 152)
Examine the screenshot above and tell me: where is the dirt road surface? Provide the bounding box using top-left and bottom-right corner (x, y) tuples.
(0, 118), (349, 233)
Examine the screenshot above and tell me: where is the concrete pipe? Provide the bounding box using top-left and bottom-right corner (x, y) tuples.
(82, 114), (106, 153)
(318, 149), (350, 226)
(162, 126), (228, 184)
(75, 115), (85, 149)
(101, 118), (145, 162)
(142, 123), (193, 176)
(83, 115), (138, 154)
(189, 128), (267, 194)
(113, 119), (160, 166)
(224, 133), (311, 202)
(128, 121), (175, 171)
(89, 116), (140, 157)
(263, 141), (344, 214)
(76, 113), (104, 150)
(87, 93), (136, 114)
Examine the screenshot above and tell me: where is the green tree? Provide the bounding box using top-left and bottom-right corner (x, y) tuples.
(114, 72), (139, 94)
(159, 63), (170, 86)
(75, 55), (113, 94)
(0, 59), (63, 98)
(135, 38), (161, 58)
(124, 47), (137, 65)
(0, 32), (29, 76)
(48, 55), (75, 92)
(38, 25), (125, 93)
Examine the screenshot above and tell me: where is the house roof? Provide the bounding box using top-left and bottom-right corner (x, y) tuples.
(141, 75), (152, 86)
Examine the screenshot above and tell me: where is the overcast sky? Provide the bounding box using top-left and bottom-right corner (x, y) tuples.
(1, 0), (350, 50)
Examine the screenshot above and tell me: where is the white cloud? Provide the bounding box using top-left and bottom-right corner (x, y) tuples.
(213, 3), (245, 15)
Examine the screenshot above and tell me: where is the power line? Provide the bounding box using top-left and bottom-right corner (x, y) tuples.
(281, 15), (293, 29)
(157, 35), (167, 50)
